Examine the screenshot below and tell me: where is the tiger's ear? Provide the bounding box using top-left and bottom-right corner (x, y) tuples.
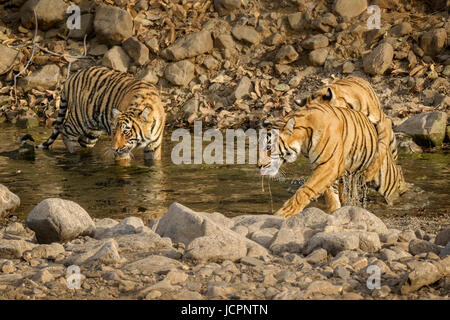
(140, 108), (151, 121)
(111, 108), (121, 119)
(284, 118), (295, 134)
(322, 87), (334, 101)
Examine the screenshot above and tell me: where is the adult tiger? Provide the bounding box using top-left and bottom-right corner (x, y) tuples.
(304, 76), (398, 183)
(37, 66), (166, 161)
(258, 101), (407, 218)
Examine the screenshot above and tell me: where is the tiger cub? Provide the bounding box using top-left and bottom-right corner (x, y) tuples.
(258, 101), (407, 217)
(305, 76), (399, 183)
(38, 66), (166, 161)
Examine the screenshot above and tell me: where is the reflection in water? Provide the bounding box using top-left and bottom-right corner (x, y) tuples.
(0, 124), (448, 220)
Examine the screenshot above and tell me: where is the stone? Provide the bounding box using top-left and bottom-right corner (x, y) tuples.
(309, 48), (329, 66)
(94, 5), (133, 45)
(288, 12), (307, 31)
(213, 0), (241, 16)
(302, 35), (329, 50)
(231, 25), (261, 45)
(395, 112), (447, 147)
(306, 280), (342, 296)
(18, 64), (60, 92)
(136, 66), (159, 84)
(30, 243), (65, 259)
(122, 255), (182, 275)
(0, 239), (35, 259)
(65, 239), (123, 265)
(408, 239), (440, 256)
(1, 260), (16, 274)
(68, 14), (94, 40)
(357, 232), (381, 253)
(164, 60), (195, 86)
(102, 46), (130, 72)
(306, 232), (360, 256)
(173, 289), (203, 300)
(20, 0), (66, 31)
(333, 0), (368, 18)
(306, 248), (328, 264)
(435, 229), (450, 246)
(327, 206), (388, 234)
(398, 230), (417, 242)
(165, 270), (188, 284)
(181, 97), (199, 119)
(162, 30), (213, 61)
(363, 42), (393, 75)
(334, 265), (351, 279)
(231, 76), (253, 101)
(214, 34), (236, 52)
(0, 45), (20, 75)
(122, 37), (149, 66)
(401, 261), (443, 294)
(114, 232), (172, 254)
(32, 269), (54, 283)
(420, 28), (447, 57)
(144, 37), (159, 54)
(95, 217), (144, 239)
(0, 184), (20, 217)
(389, 22), (412, 37)
(379, 247), (410, 261)
(203, 56), (220, 70)
(26, 198), (95, 244)
(342, 61), (355, 73)
(276, 45), (299, 64)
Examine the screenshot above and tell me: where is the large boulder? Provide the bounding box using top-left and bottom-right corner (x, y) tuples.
(395, 111), (447, 147)
(18, 64), (60, 92)
(122, 37), (149, 66)
(161, 30), (213, 61)
(102, 46), (130, 72)
(0, 184), (20, 217)
(363, 42), (394, 75)
(0, 45), (20, 75)
(326, 206), (388, 234)
(164, 60), (195, 86)
(435, 229), (450, 246)
(94, 5), (133, 45)
(420, 28), (447, 57)
(20, 0), (67, 31)
(26, 198), (95, 244)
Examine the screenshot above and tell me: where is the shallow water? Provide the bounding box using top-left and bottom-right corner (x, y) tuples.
(0, 124), (448, 220)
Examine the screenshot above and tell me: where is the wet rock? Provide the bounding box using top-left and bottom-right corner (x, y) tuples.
(408, 239), (440, 256)
(18, 64), (61, 92)
(231, 76), (253, 101)
(0, 45), (20, 75)
(162, 30), (213, 61)
(0, 184), (20, 217)
(326, 206), (388, 234)
(68, 14), (94, 40)
(309, 48), (329, 66)
(363, 42), (394, 75)
(122, 37), (149, 66)
(231, 25), (261, 45)
(420, 28), (447, 57)
(94, 5), (133, 45)
(276, 45), (299, 64)
(395, 111), (447, 147)
(400, 261), (444, 294)
(301, 34), (329, 50)
(122, 255), (182, 275)
(26, 198), (95, 244)
(164, 60), (195, 86)
(435, 229), (450, 246)
(389, 22), (412, 37)
(333, 0), (367, 18)
(20, 0), (67, 31)
(213, 0), (241, 16)
(102, 46), (130, 72)
(0, 239), (35, 259)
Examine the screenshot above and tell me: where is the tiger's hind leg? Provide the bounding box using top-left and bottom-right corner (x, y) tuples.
(324, 182), (341, 213)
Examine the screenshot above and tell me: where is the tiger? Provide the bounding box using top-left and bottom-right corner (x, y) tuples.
(37, 66), (166, 161)
(301, 76), (399, 183)
(258, 101), (407, 218)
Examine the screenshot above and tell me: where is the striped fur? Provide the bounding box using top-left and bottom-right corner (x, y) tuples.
(37, 66), (166, 161)
(258, 102), (407, 217)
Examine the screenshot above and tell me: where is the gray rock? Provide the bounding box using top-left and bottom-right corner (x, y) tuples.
(32, 268), (54, 283)
(379, 247), (411, 261)
(231, 76), (253, 101)
(162, 30), (213, 61)
(18, 64), (60, 92)
(93, 218), (118, 239)
(65, 239), (124, 265)
(440, 243), (450, 258)
(122, 255), (182, 275)
(333, 265), (351, 279)
(29, 243), (65, 259)
(164, 60), (195, 86)
(122, 37), (149, 66)
(389, 22), (412, 37)
(395, 112), (447, 147)
(288, 12), (307, 31)
(333, 0), (368, 18)
(68, 13), (94, 40)
(181, 97), (199, 119)
(420, 28), (447, 57)
(400, 261), (444, 294)
(306, 231), (360, 256)
(309, 48), (329, 66)
(398, 230), (417, 242)
(363, 42), (393, 75)
(232, 214), (283, 231)
(342, 61), (355, 73)
(408, 239), (441, 256)
(94, 5), (133, 45)
(136, 65), (159, 84)
(357, 231), (381, 253)
(276, 45), (299, 64)
(306, 248), (328, 264)
(0, 239), (35, 259)
(249, 229), (276, 248)
(326, 206), (388, 234)
(144, 37), (159, 54)
(95, 217), (144, 239)
(214, 34), (236, 52)
(20, 0), (66, 31)
(379, 229), (400, 244)
(102, 46), (130, 72)
(306, 280), (342, 296)
(203, 55), (220, 70)
(213, 0), (241, 16)
(26, 198), (95, 244)
(302, 34), (329, 50)
(0, 184), (20, 217)
(0, 45), (20, 75)
(114, 231), (173, 254)
(435, 229), (450, 246)
(231, 25), (261, 45)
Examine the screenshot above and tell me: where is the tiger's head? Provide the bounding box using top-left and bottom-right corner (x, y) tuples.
(111, 108), (153, 159)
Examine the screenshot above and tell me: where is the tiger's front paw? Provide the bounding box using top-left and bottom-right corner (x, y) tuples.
(275, 200), (302, 218)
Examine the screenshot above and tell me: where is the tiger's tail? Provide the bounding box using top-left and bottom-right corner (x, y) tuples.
(37, 93), (68, 149)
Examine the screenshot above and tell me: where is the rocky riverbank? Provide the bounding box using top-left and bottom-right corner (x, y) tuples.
(0, 186), (449, 300)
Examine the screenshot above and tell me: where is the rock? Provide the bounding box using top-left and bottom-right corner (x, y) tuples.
(357, 232), (381, 253)
(95, 217), (144, 239)
(26, 198), (95, 244)
(68, 13), (94, 40)
(102, 46), (130, 72)
(288, 12), (307, 31)
(165, 270), (188, 284)
(398, 230), (417, 242)
(122, 37), (149, 66)
(441, 243), (450, 258)
(94, 5), (133, 45)
(0, 184), (20, 217)
(181, 97), (199, 119)
(309, 48), (329, 66)
(0, 45), (20, 75)
(1, 260), (16, 274)
(380, 229), (400, 244)
(306, 280), (342, 296)
(334, 265), (351, 279)
(114, 232), (173, 254)
(29, 243), (65, 259)
(18, 64), (60, 92)
(65, 239), (123, 265)
(122, 255), (181, 275)
(276, 45), (299, 64)
(435, 229), (450, 246)
(164, 60), (195, 86)
(306, 248), (328, 264)
(231, 76), (253, 101)
(213, 0), (241, 16)
(333, 0), (368, 18)
(203, 55), (220, 70)
(408, 239), (440, 256)
(162, 30), (213, 61)
(420, 28), (447, 57)
(326, 206), (388, 234)
(214, 34), (236, 52)
(342, 61), (355, 73)
(20, 0), (67, 31)
(301, 35), (329, 50)
(231, 25), (261, 45)
(0, 239), (35, 259)
(363, 42), (394, 75)
(401, 261), (444, 294)
(395, 112), (447, 147)
(173, 289), (203, 300)
(379, 247), (411, 261)
(32, 269), (54, 283)
(249, 229), (276, 248)
(389, 22), (412, 37)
